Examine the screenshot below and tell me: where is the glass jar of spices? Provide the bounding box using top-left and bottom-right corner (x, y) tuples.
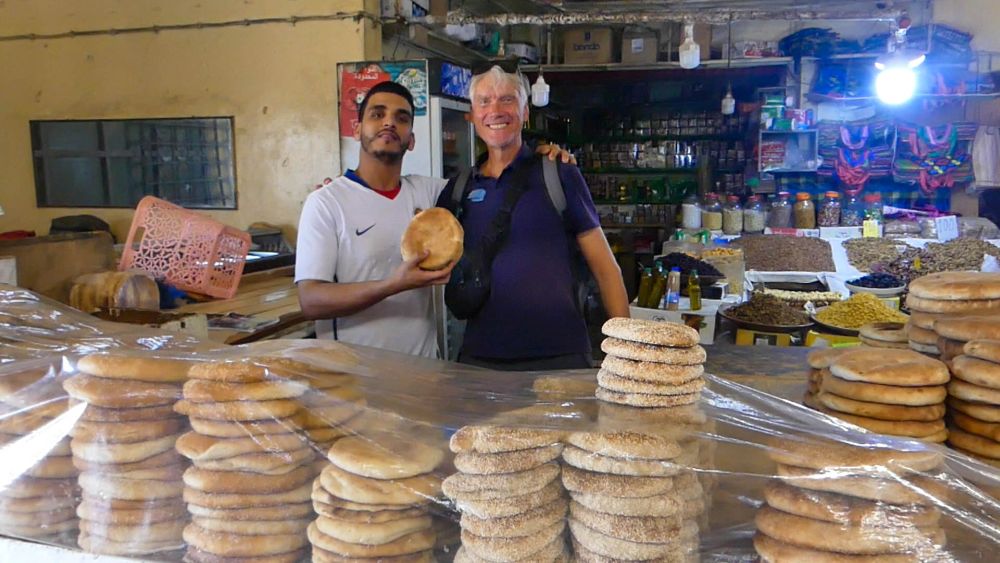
(681, 193), (702, 229)
(793, 192), (816, 229)
(840, 191), (863, 226)
(768, 191), (793, 228)
(743, 195), (765, 233)
(701, 193), (723, 231)
(817, 191), (841, 227)
(864, 193), (883, 222)
(722, 195), (743, 235)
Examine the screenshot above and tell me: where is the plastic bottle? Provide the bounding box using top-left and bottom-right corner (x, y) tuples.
(665, 267), (681, 311)
(637, 267), (653, 308)
(688, 269), (702, 311)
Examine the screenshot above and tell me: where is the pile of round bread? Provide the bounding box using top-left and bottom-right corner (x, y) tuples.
(0, 362), (80, 545)
(443, 425), (568, 563)
(175, 359), (316, 562)
(858, 322), (909, 350)
(807, 348), (950, 443)
(755, 438), (949, 561)
(905, 272), (1000, 357)
(947, 340), (1000, 468)
(597, 318), (706, 408)
(64, 355), (193, 558)
(564, 403), (708, 563)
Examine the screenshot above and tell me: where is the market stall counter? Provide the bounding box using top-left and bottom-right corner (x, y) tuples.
(1, 294), (999, 562)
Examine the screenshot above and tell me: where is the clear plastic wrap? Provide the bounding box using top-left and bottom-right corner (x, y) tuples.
(1, 288), (999, 562)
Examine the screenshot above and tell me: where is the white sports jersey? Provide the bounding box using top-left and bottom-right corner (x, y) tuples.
(295, 174), (448, 357)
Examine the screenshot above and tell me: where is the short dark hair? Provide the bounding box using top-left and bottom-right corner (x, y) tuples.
(357, 81), (415, 121)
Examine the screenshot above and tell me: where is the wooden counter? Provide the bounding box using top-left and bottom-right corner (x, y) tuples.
(176, 266), (308, 345)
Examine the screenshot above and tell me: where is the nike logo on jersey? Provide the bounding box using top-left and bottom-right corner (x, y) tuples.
(355, 224), (376, 236)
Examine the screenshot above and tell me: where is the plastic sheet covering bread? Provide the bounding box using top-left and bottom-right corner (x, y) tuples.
(1, 295), (1000, 561)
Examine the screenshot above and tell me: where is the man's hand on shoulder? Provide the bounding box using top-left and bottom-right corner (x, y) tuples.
(535, 144), (577, 165)
(388, 251), (456, 293)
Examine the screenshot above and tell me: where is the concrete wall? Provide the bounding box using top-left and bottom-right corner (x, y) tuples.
(0, 0), (379, 241)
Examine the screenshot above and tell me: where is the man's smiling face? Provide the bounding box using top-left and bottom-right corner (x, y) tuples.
(470, 76), (527, 150)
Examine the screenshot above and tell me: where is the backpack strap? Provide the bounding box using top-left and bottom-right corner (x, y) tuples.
(541, 158), (566, 216)
(443, 167), (474, 220)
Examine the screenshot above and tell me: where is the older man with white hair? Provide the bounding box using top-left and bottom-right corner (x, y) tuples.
(437, 65), (630, 371)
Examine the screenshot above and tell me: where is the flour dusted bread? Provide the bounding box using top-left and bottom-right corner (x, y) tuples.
(964, 339), (1000, 364)
(64, 374), (181, 407)
(767, 436), (943, 473)
(328, 432), (444, 479)
(176, 431), (308, 461)
(442, 462), (559, 500)
(829, 349), (949, 386)
(821, 375), (947, 406)
(951, 355), (1000, 389)
(934, 316), (1000, 342)
(601, 318), (700, 347)
(449, 425), (563, 454)
(76, 354), (194, 383)
(762, 481), (940, 528)
(400, 207), (464, 270)
(908, 272), (1000, 300)
(807, 348), (849, 369)
(817, 392), (945, 422)
(859, 322), (908, 344)
(905, 294), (1000, 314)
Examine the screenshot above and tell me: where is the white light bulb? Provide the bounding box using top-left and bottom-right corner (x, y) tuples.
(876, 66), (917, 105)
(721, 87), (736, 115)
(679, 24), (700, 70)
(531, 75), (550, 107)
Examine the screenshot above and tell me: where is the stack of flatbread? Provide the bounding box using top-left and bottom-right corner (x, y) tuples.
(563, 403), (708, 563)
(859, 322), (909, 350)
(63, 354), (193, 558)
(310, 432), (443, 562)
(905, 272), (1000, 357)
(803, 348), (847, 410)
(755, 438), (950, 561)
(932, 316), (1000, 366)
(815, 348), (949, 443)
(597, 319), (706, 408)
(946, 340), (1000, 468)
(0, 364), (80, 545)
(443, 425), (568, 563)
(176, 358), (314, 562)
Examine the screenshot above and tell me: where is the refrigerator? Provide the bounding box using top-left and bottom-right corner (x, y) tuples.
(337, 59), (476, 360)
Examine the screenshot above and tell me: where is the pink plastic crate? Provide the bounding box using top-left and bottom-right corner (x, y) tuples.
(119, 196), (251, 299)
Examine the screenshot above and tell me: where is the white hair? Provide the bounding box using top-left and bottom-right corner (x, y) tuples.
(469, 65), (530, 109)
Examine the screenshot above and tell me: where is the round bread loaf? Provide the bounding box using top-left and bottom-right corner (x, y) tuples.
(175, 399), (300, 421)
(186, 416), (305, 440)
(78, 498), (186, 525)
(859, 323), (908, 344)
(910, 311), (952, 331)
(596, 370), (705, 396)
(951, 355), (1000, 390)
(183, 379), (306, 402)
(176, 431), (308, 461)
(0, 368), (49, 399)
(183, 465), (313, 494)
(570, 486), (703, 518)
(948, 396), (1000, 422)
(73, 448), (183, 474)
(71, 434), (178, 464)
(70, 418), (184, 444)
(905, 294), (1000, 314)
(568, 518), (696, 560)
(77, 532), (181, 556)
(562, 444), (695, 477)
(184, 546), (307, 563)
(908, 340), (941, 355)
(599, 355), (703, 384)
(601, 318), (700, 347)
(461, 520), (564, 562)
(194, 448), (315, 475)
(192, 515), (311, 536)
(319, 463), (440, 506)
(909, 272), (1000, 301)
(937, 337), (967, 362)
(80, 403), (179, 423)
(754, 505), (946, 556)
(182, 481), (312, 509)
(442, 462), (558, 500)
(307, 522), (435, 558)
(949, 379), (1000, 404)
(313, 547), (433, 563)
(460, 497), (566, 539)
(23, 455), (76, 479)
(64, 374), (180, 407)
(753, 532), (924, 563)
(767, 436), (942, 473)
(454, 444), (562, 475)
(595, 387), (700, 408)
(905, 324), (940, 346)
(820, 409), (947, 441)
(188, 502), (313, 522)
(314, 513), (432, 545)
(327, 432), (444, 479)
(400, 207), (464, 270)
(448, 425), (563, 454)
(79, 472), (184, 501)
(2, 505), (75, 526)
(569, 499), (687, 543)
(807, 348), (849, 369)
(829, 349), (949, 387)
(80, 518), (186, 543)
(600, 338), (705, 365)
(453, 479), (563, 519)
(949, 410), (1000, 442)
(570, 536), (688, 563)
(947, 426), (1000, 460)
(76, 354), (194, 383)
(821, 374), (946, 406)
(817, 392), (945, 422)
(934, 316), (1000, 342)
(0, 493), (77, 513)
(775, 464), (942, 505)
(964, 339), (1000, 364)
(183, 523), (309, 557)
(188, 361), (272, 384)
(762, 481), (941, 528)
(565, 431), (684, 460)
(860, 337), (910, 350)
(561, 464), (686, 498)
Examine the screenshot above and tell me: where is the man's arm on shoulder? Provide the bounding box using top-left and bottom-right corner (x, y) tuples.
(577, 228), (630, 319)
(298, 254), (455, 320)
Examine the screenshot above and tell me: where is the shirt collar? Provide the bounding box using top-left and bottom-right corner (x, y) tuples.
(473, 142), (534, 180)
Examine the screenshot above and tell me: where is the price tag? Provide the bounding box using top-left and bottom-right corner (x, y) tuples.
(934, 215), (959, 242)
(862, 220), (881, 238)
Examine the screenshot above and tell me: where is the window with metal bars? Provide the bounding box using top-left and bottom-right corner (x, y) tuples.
(30, 117), (237, 209)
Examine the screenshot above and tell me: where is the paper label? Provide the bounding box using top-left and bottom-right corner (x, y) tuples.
(631, 38), (644, 53)
(819, 226), (863, 240)
(764, 228), (819, 237)
(862, 220), (881, 238)
(935, 215), (959, 242)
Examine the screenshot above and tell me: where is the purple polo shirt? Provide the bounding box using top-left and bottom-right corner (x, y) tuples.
(436, 144), (601, 359)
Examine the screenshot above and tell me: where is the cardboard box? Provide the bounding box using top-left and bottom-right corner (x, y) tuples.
(430, 0), (447, 17)
(563, 27), (615, 64)
(693, 23), (712, 61)
(621, 30), (658, 64)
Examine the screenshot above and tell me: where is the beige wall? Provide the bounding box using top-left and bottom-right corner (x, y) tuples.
(934, 0), (1000, 51)
(0, 0), (379, 241)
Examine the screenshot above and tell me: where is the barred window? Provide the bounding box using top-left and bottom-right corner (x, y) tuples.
(31, 117), (237, 209)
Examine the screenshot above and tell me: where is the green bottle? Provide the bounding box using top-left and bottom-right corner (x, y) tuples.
(688, 269), (702, 311)
(637, 267), (654, 308)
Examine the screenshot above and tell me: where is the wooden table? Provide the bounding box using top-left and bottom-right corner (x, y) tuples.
(176, 266), (308, 345)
